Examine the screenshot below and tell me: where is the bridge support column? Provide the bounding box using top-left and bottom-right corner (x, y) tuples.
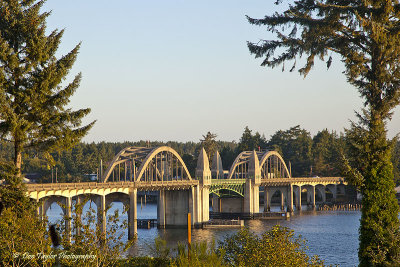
(190, 186), (208, 226)
(96, 195), (107, 237)
(128, 189), (137, 240)
(287, 184), (293, 212)
(212, 194), (220, 212)
(158, 190), (190, 227)
(253, 185), (259, 213)
(157, 190), (166, 228)
(311, 186), (316, 210)
(244, 180), (253, 215)
(296, 186), (302, 210)
(333, 185), (337, 201)
(36, 200), (44, 220)
(64, 197), (72, 243)
(169, 190), (190, 227)
(190, 186), (197, 225)
(244, 179), (259, 214)
(195, 147), (211, 224)
(280, 190), (285, 211)
(75, 195), (83, 236)
(264, 188), (270, 212)
(200, 187), (209, 222)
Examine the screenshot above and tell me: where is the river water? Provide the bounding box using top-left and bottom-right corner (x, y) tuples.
(47, 202), (360, 267)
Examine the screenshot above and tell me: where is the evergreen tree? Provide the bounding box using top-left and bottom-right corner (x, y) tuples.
(200, 131), (218, 160)
(220, 145), (237, 171)
(0, 0), (94, 176)
(312, 129), (342, 177)
(237, 126), (255, 152)
(268, 126), (313, 177)
(247, 1), (400, 265)
(392, 140), (400, 186)
(253, 132), (267, 151)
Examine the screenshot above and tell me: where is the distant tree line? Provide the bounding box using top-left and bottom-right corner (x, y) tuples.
(0, 125), (399, 184)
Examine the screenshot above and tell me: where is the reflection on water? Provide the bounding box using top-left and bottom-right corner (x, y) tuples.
(46, 202), (360, 266)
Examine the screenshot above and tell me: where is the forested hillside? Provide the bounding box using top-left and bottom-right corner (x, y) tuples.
(0, 126), (399, 184)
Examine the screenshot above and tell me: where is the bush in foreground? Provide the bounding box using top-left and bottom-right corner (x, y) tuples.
(218, 226), (325, 267)
(126, 226), (327, 267)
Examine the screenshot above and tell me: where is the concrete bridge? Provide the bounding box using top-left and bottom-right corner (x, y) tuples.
(26, 146), (347, 240)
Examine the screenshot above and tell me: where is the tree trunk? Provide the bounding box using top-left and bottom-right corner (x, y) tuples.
(14, 142), (22, 178)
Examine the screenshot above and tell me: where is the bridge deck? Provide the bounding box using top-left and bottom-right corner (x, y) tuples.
(261, 177), (346, 186)
(26, 180), (200, 193)
(26, 177), (345, 196)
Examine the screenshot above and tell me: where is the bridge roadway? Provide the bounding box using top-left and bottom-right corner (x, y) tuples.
(26, 177), (346, 200)
(25, 146), (348, 241)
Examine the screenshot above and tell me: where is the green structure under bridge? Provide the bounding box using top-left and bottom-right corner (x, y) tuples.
(209, 179), (246, 197)
(26, 146), (347, 241)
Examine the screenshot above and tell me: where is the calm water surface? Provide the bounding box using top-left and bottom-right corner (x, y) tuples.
(47, 202), (360, 267)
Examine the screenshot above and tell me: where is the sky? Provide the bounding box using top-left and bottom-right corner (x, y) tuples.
(42, 0), (400, 143)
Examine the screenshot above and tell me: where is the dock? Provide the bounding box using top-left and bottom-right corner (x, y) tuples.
(137, 219), (157, 229)
(253, 212), (290, 220)
(210, 211), (290, 220)
(203, 219), (244, 229)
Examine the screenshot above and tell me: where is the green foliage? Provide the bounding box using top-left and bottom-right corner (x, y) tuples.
(181, 153), (197, 177)
(123, 256), (171, 267)
(312, 129), (344, 177)
(151, 236), (172, 260)
(237, 126), (267, 153)
(0, 163), (53, 267)
(392, 140), (400, 186)
(0, 161), (32, 213)
(0, 207), (53, 267)
(171, 241), (226, 267)
(125, 226), (328, 266)
(344, 119), (400, 266)
(220, 144), (236, 172)
(218, 226), (325, 267)
(0, 0), (95, 174)
(57, 200), (134, 267)
(268, 125), (313, 177)
(200, 131), (218, 161)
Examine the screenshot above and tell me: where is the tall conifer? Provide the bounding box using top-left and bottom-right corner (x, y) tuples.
(247, 1), (400, 265)
(0, 0), (94, 175)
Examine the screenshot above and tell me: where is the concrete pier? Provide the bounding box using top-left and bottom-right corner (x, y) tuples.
(128, 189), (137, 239)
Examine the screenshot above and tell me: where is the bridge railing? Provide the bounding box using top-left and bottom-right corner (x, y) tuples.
(26, 180), (200, 192)
(260, 177), (346, 185)
(210, 179), (246, 185)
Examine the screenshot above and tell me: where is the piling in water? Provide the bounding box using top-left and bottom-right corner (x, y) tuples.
(317, 203), (362, 211)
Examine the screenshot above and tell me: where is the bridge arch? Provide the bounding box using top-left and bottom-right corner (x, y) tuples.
(42, 196), (67, 217)
(209, 187), (244, 197)
(268, 187), (287, 207)
(135, 146), (192, 182)
(227, 151), (264, 179)
(227, 150), (290, 180)
(227, 151), (248, 179)
(259, 151), (291, 179)
(102, 146), (192, 183)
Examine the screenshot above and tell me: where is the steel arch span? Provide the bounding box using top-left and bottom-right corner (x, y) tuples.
(102, 146), (192, 183)
(227, 150), (291, 180)
(259, 151), (291, 179)
(209, 179), (246, 197)
(227, 151), (264, 179)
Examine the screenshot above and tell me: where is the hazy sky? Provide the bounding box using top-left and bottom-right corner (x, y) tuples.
(43, 0), (400, 142)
